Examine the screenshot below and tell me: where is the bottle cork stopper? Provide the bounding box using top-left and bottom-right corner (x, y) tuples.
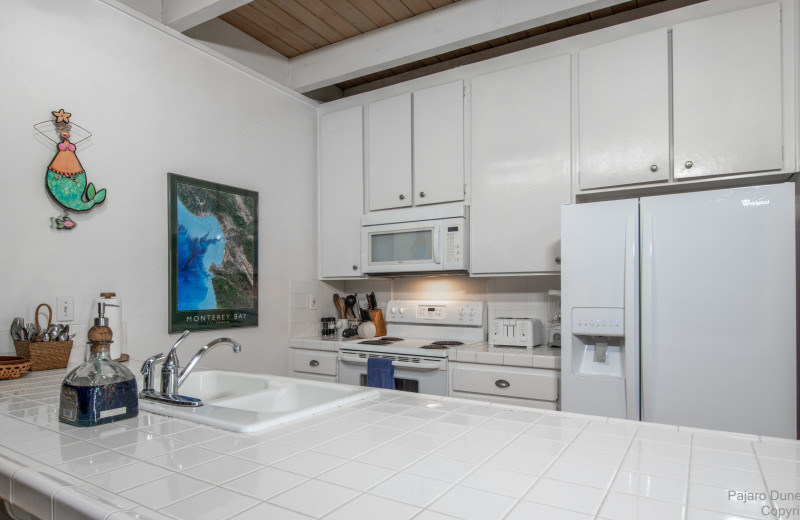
(100, 292), (116, 298)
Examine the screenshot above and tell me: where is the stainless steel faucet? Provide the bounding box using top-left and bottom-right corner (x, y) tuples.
(139, 330), (242, 407)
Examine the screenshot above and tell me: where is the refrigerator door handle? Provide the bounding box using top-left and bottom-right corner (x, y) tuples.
(624, 214), (640, 420)
(640, 213), (654, 422)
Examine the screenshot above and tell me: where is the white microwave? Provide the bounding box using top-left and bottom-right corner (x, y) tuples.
(361, 216), (468, 274)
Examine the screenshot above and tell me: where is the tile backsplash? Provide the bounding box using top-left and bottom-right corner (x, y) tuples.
(288, 276), (560, 338)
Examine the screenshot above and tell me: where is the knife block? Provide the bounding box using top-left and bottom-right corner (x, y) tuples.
(369, 309), (387, 337)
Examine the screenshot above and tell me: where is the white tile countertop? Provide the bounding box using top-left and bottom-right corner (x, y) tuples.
(0, 370), (798, 520)
(289, 338), (561, 369)
(448, 343), (560, 370)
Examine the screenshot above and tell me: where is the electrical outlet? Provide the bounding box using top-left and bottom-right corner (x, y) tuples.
(308, 294), (317, 310)
(57, 296), (74, 322)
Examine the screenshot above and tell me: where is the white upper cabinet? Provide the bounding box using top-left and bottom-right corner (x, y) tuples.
(367, 93), (412, 211)
(319, 106), (364, 278)
(413, 81), (465, 206)
(673, 2), (783, 179)
(367, 82), (465, 212)
(579, 29), (669, 190)
(471, 55), (571, 275)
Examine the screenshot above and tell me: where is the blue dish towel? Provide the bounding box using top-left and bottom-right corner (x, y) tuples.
(367, 357), (395, 389)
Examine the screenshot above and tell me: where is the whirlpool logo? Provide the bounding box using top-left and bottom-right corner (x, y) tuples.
(741, 198), (770, 208)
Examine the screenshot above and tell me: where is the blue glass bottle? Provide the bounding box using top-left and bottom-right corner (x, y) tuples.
(59, 304), (138, 426)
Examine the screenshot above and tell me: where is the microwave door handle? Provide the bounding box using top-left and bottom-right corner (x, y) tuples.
(433, 225), (442, 264)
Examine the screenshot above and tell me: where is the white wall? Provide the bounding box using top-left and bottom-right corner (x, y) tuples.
(0, 0), (318, 376)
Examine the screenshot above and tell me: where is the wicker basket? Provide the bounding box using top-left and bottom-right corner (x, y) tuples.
(12, 303), (73, 371)
(0, 357), (32, 380)
(14, 340), (73, 371)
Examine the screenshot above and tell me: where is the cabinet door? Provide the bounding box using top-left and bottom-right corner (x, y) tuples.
(579, 29), (669, 189)
(471, 55), (571, 274)
(673, 3), (782, 179)
(367, 93), (412, 210)
(319, 106), (364, 278)
(413, 81), (465, 205)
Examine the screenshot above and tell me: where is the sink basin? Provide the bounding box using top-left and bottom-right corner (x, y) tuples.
(138, 370), (380, 432)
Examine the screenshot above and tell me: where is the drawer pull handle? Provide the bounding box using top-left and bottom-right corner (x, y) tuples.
(495, 379), (510, 389)
(309, 360), (320, 367)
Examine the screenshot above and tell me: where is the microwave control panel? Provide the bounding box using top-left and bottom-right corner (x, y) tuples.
(445, 225), (462, 265)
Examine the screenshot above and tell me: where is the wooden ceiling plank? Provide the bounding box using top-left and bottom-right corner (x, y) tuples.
(612, 1), (638, 14)
(545, 20), (570, 31)
(374, 0), (414, 21)
(234, 4), (317, 53)
(321, 0), (379, 33)
(251, 0), (332, 49)
(419, 56), (441, 66)
(567, 13), (593, 25)
(268, 0), (348, 43)
(589, 7), (615, 19)
(398, 0), (433, 16)
(525, 26), (549, 38)
(295, 0), (361, 38)
(347, 0), (396, 26)
(469, 41), (492, 53)
(219, 11), (301, 56)
(426, 0), (455, 8)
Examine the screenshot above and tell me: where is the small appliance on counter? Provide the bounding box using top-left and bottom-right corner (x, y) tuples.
(58, 302), (138, 427)
(546, 290), (561, 348)
(489, 318), (544, 348)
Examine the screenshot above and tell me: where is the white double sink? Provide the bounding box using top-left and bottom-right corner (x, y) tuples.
(138, 370), (379, 433)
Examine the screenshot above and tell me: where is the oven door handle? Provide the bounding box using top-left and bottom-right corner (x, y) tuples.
(339, 357), (441, 371)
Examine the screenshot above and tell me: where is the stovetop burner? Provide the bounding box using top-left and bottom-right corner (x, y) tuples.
(420, 344), (450, 350)
(358, 340), (393, 346)
(430, 341), (464, 346)
(380, 337), (404, 342)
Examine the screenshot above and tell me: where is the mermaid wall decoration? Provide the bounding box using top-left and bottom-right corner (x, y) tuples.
(34, 109), (106, 212)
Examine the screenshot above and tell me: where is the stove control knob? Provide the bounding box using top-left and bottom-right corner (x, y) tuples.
(390, 306), (398, 314)
(459, 307), (466, 316)
(399, 307), (406, 315)
(466, 307), (475, 316)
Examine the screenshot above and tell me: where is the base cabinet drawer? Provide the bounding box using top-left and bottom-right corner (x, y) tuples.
(292, 349), (337, 377)
(450, 391), (558, 410)
(451, 363), (559, 402)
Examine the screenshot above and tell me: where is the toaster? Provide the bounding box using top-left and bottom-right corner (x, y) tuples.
(489, 318), (544, 348)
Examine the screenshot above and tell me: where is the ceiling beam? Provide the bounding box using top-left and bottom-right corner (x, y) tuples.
(163, 0), (251, 32)
(288, 0), (621, 93)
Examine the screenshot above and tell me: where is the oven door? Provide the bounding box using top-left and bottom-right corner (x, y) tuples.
(338, 350), (448, 396)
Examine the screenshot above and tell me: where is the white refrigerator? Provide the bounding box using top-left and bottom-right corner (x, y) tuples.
(561, 183), (797, 438)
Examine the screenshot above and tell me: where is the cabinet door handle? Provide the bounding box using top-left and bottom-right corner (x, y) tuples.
(650, 164), (658, 172)
(399, 194), (405, 200)
(419, 191), (425, 198)
(495, 379), (510, 388)
(555, 256), (561, 265)
(352, 265), (358, 271)
(309, 360), (319, 367)
(685, 161), (693, 169)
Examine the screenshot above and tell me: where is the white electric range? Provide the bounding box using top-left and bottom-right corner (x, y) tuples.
(337, 300), (486, 396)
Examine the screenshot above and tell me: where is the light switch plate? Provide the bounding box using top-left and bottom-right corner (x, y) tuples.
(56, 296), (74, 322)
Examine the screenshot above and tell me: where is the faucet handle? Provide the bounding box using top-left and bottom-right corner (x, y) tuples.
(141, 353), (165, 392)
(141, 353), (165, 373)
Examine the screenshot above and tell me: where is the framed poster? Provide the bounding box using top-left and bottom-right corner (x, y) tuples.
(168, 173), (258, 332)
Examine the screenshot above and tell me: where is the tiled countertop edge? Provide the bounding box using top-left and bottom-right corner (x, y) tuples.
(0, 370), (797, 520)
